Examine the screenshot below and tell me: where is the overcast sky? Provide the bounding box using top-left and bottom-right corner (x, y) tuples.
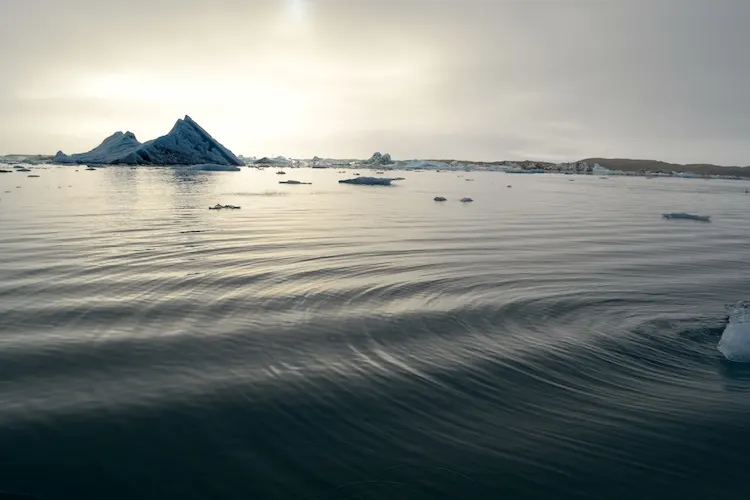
(1, 0), (748, 164)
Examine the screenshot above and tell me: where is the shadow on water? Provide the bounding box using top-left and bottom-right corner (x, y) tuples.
(718, 360), (750, 392)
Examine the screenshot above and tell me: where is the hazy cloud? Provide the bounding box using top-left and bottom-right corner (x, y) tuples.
(1, 0), (748, 164)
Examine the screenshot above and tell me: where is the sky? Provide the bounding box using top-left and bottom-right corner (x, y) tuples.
(1, 0), (749, 165)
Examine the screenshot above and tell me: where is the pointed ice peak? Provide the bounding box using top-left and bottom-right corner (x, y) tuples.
(54, 115), (242, 166)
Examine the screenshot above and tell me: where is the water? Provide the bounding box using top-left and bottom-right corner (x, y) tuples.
(1, 166), (750, 499)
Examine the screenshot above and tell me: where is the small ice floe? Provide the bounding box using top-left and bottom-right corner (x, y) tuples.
(27, 175), (40, 178)
(279, 180), (311, 185)
(339, 177), (393, 186)
(392, 177), (405, 181)
(460, 197), (473, 203)
(16, 167), (31, 172)
(0, 169), (11, 173)
(719, 301), (750, 362)
(376, 171), (385, 174)
(276, 171), (286, 175)
(507, 185), (512, 188)
(85, 167), (97, 171)
(434, 196), (447, 202)
(465, 178), (474, 182)
(208, 204), (241, 210)
(662, 212), (711, 222)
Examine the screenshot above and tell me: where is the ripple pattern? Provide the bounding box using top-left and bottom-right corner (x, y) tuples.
(1, 167), (750, 499)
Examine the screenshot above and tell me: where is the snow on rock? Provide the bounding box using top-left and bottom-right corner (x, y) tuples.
(719, 302), (750, 362)
(54, 116), (243, 166)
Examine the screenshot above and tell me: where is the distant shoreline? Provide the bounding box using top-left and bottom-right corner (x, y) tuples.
(1, 155), (748, 180)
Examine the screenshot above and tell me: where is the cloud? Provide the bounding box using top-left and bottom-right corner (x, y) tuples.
(1, 0), (749, 164)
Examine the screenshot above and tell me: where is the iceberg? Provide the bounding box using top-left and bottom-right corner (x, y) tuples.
(54, 131), (141, 164)
(662, 213), (711, 222)
(208, 204), (241, 210)
(54, 116), (243, 166)
(339, 176), (394, 186)
(719, 302), (750, 362)
(254, 156), (293, 165)
(361, 152), (394, 166)
(399, 160), (451, 171)
(279, 180), (311, 185)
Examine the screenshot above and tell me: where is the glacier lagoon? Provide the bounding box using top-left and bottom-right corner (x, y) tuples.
(1, 166), (750, 500)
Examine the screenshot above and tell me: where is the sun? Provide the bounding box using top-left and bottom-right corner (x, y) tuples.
(284, 0), (307, 23)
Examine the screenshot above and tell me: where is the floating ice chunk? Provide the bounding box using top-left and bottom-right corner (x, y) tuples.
(208, 204), (241, 210)
(719, 302), (750, 362)
(339, 176), (393, 186)
(663, 212), (711, 222)
(190, 164), (241, 171)
(434, 196), (447, 201)
(279, 180), (311, 185)
(460, 197), (473, 202)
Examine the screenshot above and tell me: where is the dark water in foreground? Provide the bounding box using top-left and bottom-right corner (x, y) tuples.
(1, 166), (750, 500)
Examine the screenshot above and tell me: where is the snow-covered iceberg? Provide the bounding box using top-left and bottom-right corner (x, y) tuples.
(719, 302), (750, 362)
(54, 115), (243, 166)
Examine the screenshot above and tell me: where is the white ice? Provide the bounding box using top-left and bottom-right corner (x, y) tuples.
(718, 301), (750, 362)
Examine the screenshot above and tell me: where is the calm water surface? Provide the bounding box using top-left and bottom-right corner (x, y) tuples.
(1, 166), (750, 499)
